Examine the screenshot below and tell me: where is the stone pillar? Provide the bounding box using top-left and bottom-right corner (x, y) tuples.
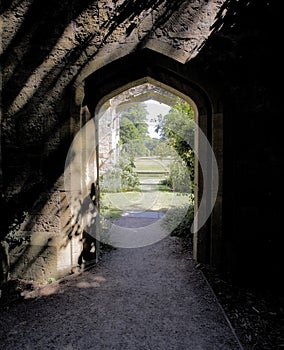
(193, 112), (210, 264)
(210, 112), (223, 269)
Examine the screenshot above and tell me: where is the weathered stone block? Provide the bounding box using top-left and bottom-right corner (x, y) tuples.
(9, 231), (83, 281)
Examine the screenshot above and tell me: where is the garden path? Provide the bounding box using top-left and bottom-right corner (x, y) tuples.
(0, 231), (243, 349)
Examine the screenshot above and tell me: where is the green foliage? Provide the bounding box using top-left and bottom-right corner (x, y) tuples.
(48, 277), (57, 284)
(5, 211), (30, 249)
(100, 154), (140, 193)
(120, 102), (149, 137)
(100, 167), (122, 193)
(155, 98), (195, 195)
(158, 99), (194, 161)
(162, 204), (194, 237)
(167, 158), (192, 193)
(120, 155), (140, 191)
(154, 140), (175, 158)
(119, 117), (141, 145)
(143, 137), (160, 155)
(120, 103), (149, 142)
(122, 139), (150, 157)
(119, 102), (151, 157)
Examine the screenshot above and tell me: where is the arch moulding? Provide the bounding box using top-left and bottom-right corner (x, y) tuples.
(75, 49), (223, 269)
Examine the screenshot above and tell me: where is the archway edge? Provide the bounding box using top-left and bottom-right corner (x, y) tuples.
(83, 49), (213, 118)
(95, 77), (199, 117)
(81, 48), (223, 267)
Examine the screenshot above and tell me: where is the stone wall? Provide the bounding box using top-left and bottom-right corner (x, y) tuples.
(1, 0), (283, 291)
(1, 0), (226, 282)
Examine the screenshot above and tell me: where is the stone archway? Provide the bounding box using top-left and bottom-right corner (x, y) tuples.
(80, 49), (223, 268)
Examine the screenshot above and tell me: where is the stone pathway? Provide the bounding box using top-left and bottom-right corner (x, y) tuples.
(0, 234), (244, 349)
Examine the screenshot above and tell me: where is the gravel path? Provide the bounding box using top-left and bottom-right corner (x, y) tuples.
(0, 236), (243, 349)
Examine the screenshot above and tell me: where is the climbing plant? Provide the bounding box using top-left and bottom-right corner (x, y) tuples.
(155, 98), (195, 195)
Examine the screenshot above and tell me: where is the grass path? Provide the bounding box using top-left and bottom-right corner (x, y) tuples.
(100, 156), (193, 237)
(101, 190), (190, 213)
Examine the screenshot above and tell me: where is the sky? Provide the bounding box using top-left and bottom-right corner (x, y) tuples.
(144, 100), (171, 138)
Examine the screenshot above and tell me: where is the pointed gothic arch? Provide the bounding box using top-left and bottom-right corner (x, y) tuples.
(77, 49), (223, 268)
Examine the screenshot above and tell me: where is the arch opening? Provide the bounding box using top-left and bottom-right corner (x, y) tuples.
(97, 82), (196, 249)
(66, 49), (222, 267)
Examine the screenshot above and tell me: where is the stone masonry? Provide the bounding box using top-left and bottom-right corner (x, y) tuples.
(1, 1), (283, 292)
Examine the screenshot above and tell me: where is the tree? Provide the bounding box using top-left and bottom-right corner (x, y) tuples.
(119, 102), (150, 157)
(120, 103), (149, 138)
(119, 117), (140, 145)
(156, 98), (195, 192)
(144, 137), (160, 155)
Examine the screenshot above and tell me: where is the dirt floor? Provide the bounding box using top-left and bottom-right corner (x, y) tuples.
(200, 263), (284, 350)
(1, 236), (283, 349)
(181, 237), (284, 350)
(0, 235), (242, 350)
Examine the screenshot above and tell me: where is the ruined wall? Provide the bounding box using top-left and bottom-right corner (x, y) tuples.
(98, 100), (120, 171)
(1, 0), (283, 291)
(98, 83), (178, 175)
(0, 0), (226, 281)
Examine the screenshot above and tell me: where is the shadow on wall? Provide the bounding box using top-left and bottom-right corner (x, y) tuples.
(1, 0), (201, 236)
(1, 0), (221, 284)
(3, 0), (279, 289)
(1, 0), (195, 118)
(1, 180), (99, 285)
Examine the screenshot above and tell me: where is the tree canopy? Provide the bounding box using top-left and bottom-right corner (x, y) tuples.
(156, 98), (195, 192)
(120, 103), (149, 139)
(119, 117), (141, 145)
(119, 102), (150, 156)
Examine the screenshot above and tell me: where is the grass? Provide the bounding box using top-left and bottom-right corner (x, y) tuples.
(134, 156), (173, 172)
(100, 189), (194, 241)
(100, 189), (191, 213)
(100, 156), (193, 235)
(100, 207), (123, 220)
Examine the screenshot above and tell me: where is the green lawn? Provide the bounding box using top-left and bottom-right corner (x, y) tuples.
(101, 189), (191, 212)
(101, 156), (192, 220)
(134, 156), (173, 172)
